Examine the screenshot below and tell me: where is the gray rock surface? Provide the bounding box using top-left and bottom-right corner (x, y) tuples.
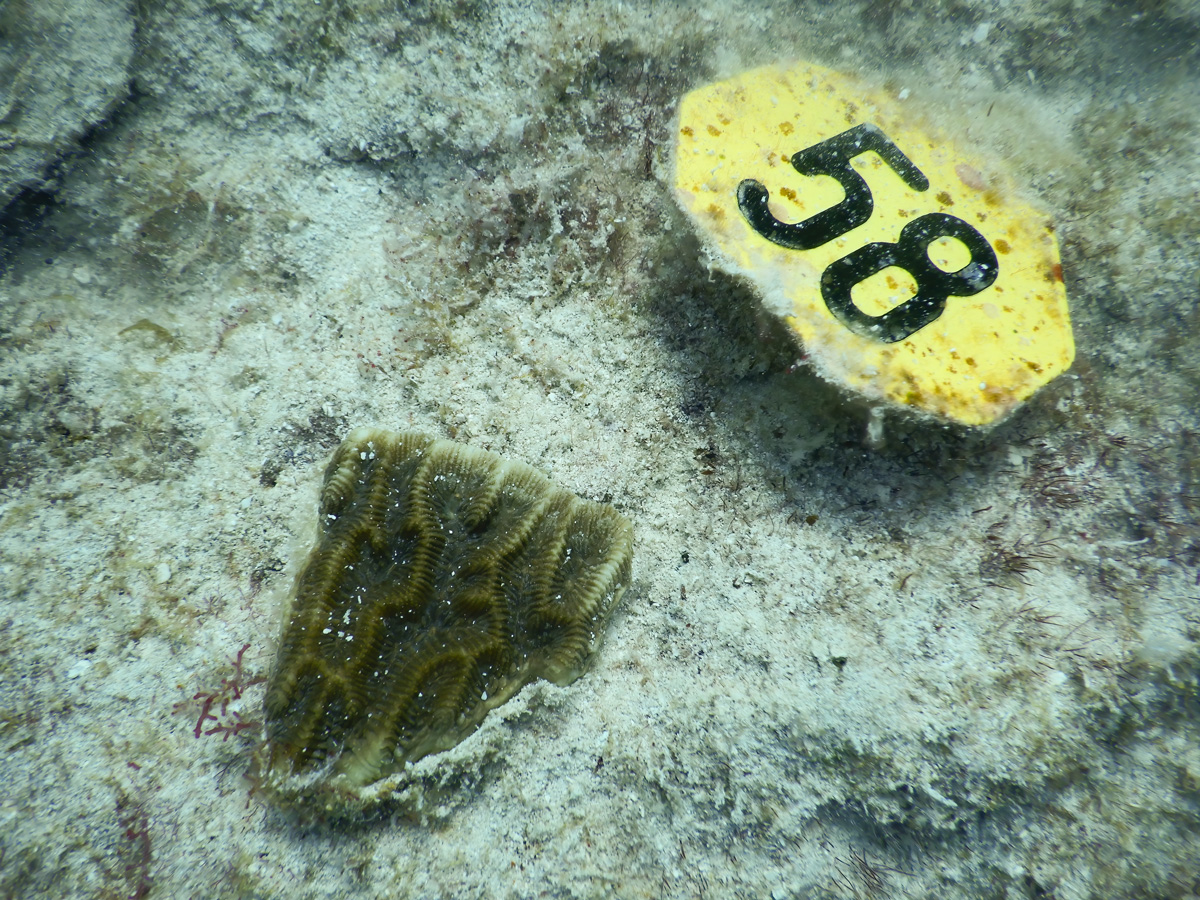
(0, 0), (134, 212)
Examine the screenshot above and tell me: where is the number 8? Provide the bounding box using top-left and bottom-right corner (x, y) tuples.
(821, 213), (999, 343)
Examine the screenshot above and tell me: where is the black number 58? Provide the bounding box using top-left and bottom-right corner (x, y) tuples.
(737, 123), (998, 343)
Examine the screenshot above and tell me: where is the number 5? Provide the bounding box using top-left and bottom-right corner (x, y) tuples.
(737, 123), (930, 251)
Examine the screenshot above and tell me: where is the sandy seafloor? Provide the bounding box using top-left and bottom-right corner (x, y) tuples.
(2, 1), (1199, 898)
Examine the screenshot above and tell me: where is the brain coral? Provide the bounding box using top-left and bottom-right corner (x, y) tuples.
(254, 428), (634, 814)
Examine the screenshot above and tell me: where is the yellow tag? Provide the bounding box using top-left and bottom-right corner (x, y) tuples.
(673, 61), (1074, 426)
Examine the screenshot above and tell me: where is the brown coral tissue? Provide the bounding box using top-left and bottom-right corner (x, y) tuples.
(254, 428), (634, 814)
